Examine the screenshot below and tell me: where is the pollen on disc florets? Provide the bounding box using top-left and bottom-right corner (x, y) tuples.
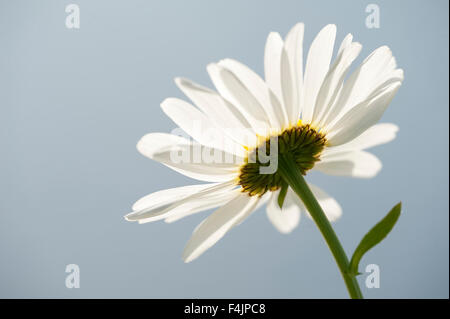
(238, 124), (327, 196)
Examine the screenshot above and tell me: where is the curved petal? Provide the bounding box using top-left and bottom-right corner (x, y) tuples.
(314, 40), (362, 127)
(315, 151), (382, 178)
(207, 63), (271, 137)
(161, 98), (246, 157)
(307, 184), (342, 222)
(322, 46), (400, 127)
(280, 47), (296, 126)
(302, 24), (337, 124)
(284, 23), (305, 123)
(183, 193), (260, 263)
(164, 190), (238, 223)
(174, 77), (254, 148)
(137, 133), (241, 182)
(132, 183), (215, 212)
(322, 123), (398, 156)
(264, 32), (284, 106)
(126, 181), (237, 223)
(326, 82), (401, 146)
(338, 46), (397, 111)
(235, 191), (270, 226)
(337, 33), (354, 56)
(218, 59), (285, 132)
(266, 189), (301, 234)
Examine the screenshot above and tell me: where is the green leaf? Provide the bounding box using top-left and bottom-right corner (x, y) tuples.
(277, 181), (288, 209)
(348, 202), (402, 277)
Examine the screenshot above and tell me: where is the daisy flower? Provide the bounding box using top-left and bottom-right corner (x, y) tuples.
(125, 23), (403, 265)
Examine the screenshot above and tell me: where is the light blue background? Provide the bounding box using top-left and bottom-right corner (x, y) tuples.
(0, 0), (448, 298)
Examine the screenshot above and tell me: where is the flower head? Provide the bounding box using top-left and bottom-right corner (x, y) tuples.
(125, 23), (403, 263)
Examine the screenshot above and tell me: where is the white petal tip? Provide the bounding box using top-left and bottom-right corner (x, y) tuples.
(182, 253), (195, 263)
(380, 45), (392, 54)
(353, 42), (363, 50)
(136, 138), (145, 153)
(206, 63), (222, 76)
(124, 213), (136, 222)
(174, 77), (191, 87)
(136, 136), (155, 157)
(360, 163), (383, 179)
(320, 24), (337, 34)
(160, 97), (172, 108)
(328, 215), (342, 223)
(267, 32), (282, 41)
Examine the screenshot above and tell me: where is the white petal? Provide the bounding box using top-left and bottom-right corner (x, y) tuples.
(337, 33), (353, 56)
(266, 189), (301, 234)
(345, 46), (397, 102)
(264, 32), (284, 105)
(307, 184), (342, 222)
(132, 183), (214, 212)
(323, 46), (400, 126)
(137, 133), (241, 182)
(135, 186), (233, 224)
(161, 98), (246, 157)
(302, 24), (337, 124)
(339, 46), (395, 106)
(126, 181), (237, 223)
(313, 41), (362, 127)
(280, 47), (297, 125)
(183, 193), (260, 262)
(365, 69), (404, 101)
(234, 191), (270, 227)
(174, 77), (254, 148)
(323, 123), (398, 155)
(207, 63), (271, 137)
(164, 189), (238, 223)
(326, 82), (401, 146)
(218, 59), (286, 132)
(326, 69), (404, 130)
(284, 23), (305, 123)
(315, 151), (382, 178)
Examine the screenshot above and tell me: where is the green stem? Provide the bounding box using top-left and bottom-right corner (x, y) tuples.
(278, 154), (363, 299)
